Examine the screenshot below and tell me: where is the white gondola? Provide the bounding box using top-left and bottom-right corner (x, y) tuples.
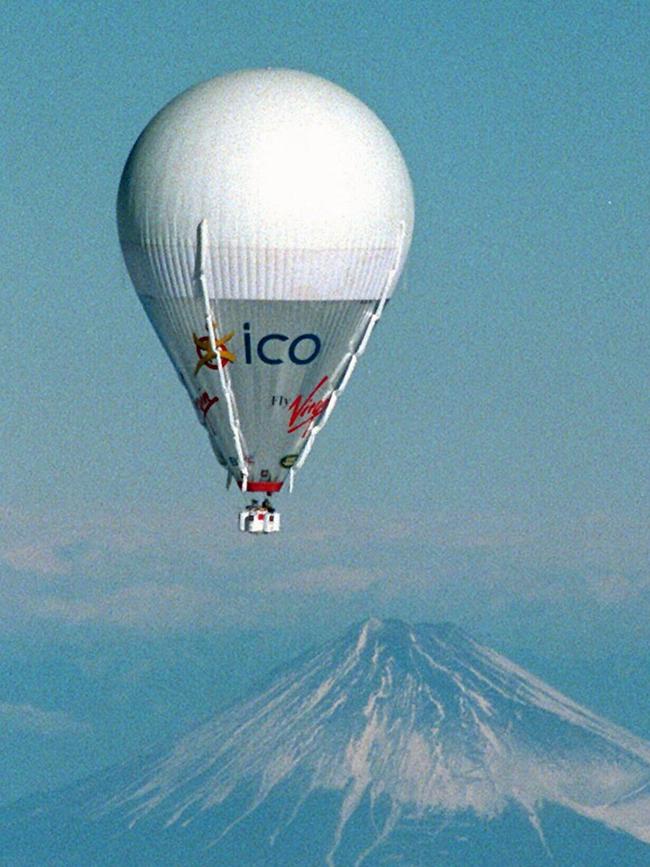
(239, 508), (281, 534)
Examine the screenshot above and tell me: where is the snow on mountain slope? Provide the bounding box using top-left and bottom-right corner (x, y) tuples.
(2, 618), (649, 866)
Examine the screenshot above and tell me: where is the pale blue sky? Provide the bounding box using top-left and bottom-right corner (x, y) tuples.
(2, 0), (649, 804)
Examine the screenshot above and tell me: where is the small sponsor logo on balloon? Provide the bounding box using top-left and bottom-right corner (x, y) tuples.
(228, 455), (255, 467)
(287, 376), (330, 438)
(280, 454), (298, 468)
(195, 390), (219, 419)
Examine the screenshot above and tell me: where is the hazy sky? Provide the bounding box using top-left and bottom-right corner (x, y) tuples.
(2, 0), (649, 804)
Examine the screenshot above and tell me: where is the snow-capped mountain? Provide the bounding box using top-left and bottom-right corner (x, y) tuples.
(2, 618), (650, 866)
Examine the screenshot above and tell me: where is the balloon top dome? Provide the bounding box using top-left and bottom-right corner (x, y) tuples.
(117, 68), (413, 250)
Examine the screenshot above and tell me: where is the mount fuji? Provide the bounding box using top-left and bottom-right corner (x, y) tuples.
(2, 618), (649, 865)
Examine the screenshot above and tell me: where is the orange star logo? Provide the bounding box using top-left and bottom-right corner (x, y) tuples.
(193, 323), (236, 375)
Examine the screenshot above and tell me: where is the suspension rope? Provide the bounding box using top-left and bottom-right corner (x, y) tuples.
(291, 221), (407, 482)
(196, 219), (250, 492)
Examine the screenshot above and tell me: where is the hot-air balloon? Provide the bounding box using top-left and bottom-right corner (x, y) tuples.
(117, 69), (413, 533)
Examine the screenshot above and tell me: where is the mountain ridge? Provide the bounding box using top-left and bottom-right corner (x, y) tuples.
(2, 616), (649, 866)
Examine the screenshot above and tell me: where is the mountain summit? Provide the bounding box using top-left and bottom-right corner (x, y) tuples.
(2, 618), (650, 865)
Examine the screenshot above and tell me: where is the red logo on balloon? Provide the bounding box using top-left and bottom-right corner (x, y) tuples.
(287, 376), (330, 437)
(195, 390), (219, 419)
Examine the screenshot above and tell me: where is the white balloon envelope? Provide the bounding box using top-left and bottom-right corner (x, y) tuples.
(117, 69), (414, 525)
